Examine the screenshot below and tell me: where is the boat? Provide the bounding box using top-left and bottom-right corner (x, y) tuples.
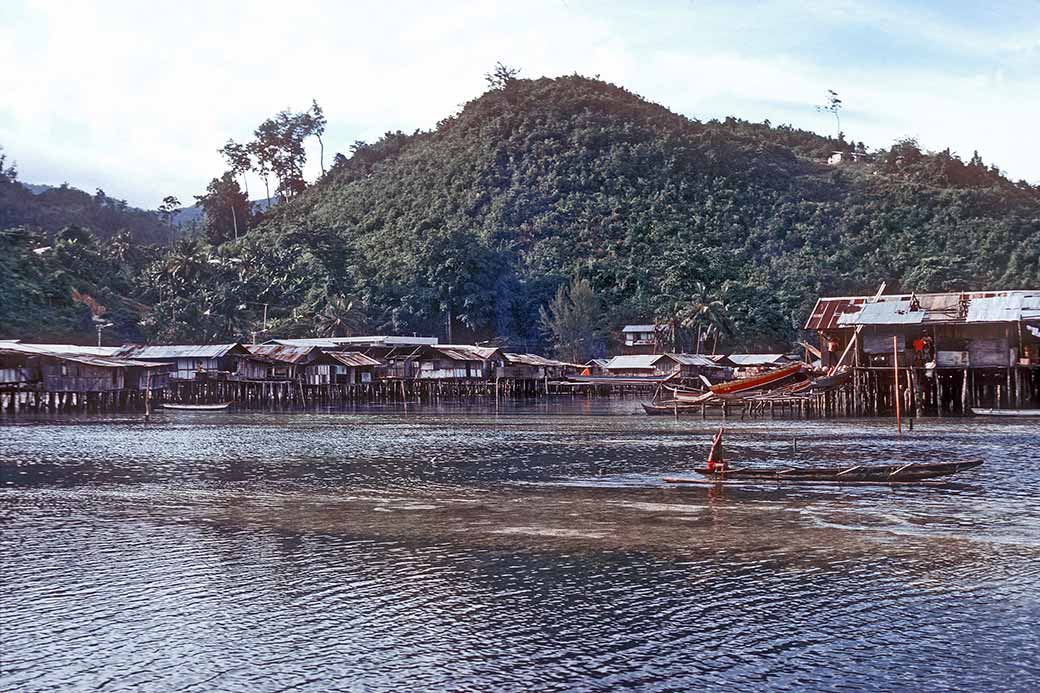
(970, 408), (1040, 417)
(664, 459), (984, 484)
(160, 402), (232, 411)
(641, 401), (711, 416)
(709, 362), (803, 396)
(565, 374), (677, 385)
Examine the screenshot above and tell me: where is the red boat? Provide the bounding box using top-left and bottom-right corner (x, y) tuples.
(709, 362), (803, 396)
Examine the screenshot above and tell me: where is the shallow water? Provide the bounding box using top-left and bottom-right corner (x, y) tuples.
(2, 400), (1038, 691)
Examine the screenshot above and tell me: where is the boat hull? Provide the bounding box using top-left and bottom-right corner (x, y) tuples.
(664, 459), (983, 484)
(641, 402), (707, 416)
(710, 362), (803, 396)
(160, 402), (232, 411)
(970, 408), (1040, 417)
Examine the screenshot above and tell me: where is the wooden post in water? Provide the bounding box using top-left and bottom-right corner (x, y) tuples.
(893, 336), (902, 434)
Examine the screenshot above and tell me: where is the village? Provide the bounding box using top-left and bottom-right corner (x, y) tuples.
(1, 288), (1037, 418)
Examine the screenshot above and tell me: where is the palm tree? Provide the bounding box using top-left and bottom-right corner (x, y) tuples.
(678, 282), (733, 354)
(315, 295), (367, 337)
(164, 238), (206, 283)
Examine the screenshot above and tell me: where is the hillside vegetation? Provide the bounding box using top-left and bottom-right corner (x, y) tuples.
(2, 76), (1038, 350)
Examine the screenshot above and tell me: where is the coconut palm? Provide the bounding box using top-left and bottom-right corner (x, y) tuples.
(315, 295), (367, 337)
(678, 282), (733, 354)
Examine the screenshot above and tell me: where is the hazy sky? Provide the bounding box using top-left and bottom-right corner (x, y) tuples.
(2, 0), (1037, 209)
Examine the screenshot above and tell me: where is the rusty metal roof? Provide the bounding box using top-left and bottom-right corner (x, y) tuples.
(117, 343), (246, 359)
(503, 353), (576, 368)
(663, 353), (721, 367)
(328, 352), (382, 367)
(805, 297), (868, 330)
(245, 344), (319, 364)
(805, 290), (1040, 330)
(431, 345), (503, 361)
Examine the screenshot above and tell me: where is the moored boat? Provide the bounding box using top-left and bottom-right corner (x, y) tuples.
(641, 401), (707, 416)
(664, 459), (984, 484)
(160, 402), (232, 411)
(970, 408), (1040, 417)
(710, 362), (803, 396)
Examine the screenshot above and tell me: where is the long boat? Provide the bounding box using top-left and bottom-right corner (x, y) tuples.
(669, 362), (803, 403)
(664, 459), (983, 484)
(160, 402), (232, 411)
(970, 408), (1040, 417)
(642, 401), (711, 416)
(565, 374), (677, 385)
(710, 362), (803, 396)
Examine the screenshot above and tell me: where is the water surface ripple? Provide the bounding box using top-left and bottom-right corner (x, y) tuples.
(1, 401), (1038, 691)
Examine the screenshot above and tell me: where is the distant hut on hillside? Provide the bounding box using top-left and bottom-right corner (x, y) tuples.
(620, 324), (665, 355)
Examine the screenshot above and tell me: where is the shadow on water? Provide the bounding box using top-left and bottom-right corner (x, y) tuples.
(2, 401), (1038, 691)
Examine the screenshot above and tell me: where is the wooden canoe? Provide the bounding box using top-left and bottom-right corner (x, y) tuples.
(642, 401), (711, 416)
(160, 402), (232, 411)
(664, 459), (983, 484)
(970, 408), (1040, 417)
(709, 362), (803, 396)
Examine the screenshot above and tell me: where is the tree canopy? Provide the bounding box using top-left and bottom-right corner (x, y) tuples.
(2, 75), (1037, 348)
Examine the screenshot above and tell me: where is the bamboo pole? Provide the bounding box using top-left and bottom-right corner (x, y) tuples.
(893, 336), (902, 434)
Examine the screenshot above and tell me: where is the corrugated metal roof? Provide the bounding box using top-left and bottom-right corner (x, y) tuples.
(967, 293), (1040, 322)
(663, 353), (720, 367)
(503, 353), (573, 367)
(432, 345), (502, 361)
(804, 297), (868, 330)
(263, 335), (439, 347)
(117, 344), (245, 359)
(807, 290), (1040, 330)
(604, 355), (661, 370)
(0, 346), (167, 369)
(328, 352), (382, 367)
(622, 324), (658, 333)
(0, 341), (121, 356)
(726, 354), (790, 366)
(245, 344), (318, 364)
(837, 300), (925, 326)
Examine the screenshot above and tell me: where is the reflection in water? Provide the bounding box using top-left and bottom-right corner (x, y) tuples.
(1, 401), (1038, 691)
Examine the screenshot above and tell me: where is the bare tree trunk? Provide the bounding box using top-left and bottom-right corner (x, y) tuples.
(231, 204), (239, 241)
(317, 135), (325, 175)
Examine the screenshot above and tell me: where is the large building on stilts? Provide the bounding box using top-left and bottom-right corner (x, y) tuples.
(805, 290), (1040, 414)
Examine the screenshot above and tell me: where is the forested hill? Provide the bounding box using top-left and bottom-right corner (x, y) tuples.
(216, 75), (1038, 348)
(3, 75), (1039, 348)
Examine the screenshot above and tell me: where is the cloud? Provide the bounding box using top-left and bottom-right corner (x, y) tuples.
(1, 0), (1036, 208)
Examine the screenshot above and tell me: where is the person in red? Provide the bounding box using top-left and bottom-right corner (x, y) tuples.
(706, 426), (727, 473)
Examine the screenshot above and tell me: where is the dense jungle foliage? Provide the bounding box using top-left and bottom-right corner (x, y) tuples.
(2, 76), (1038, 352)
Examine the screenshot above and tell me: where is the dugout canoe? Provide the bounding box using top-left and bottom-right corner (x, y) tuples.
(970, 408), (1040, 417)
(161, 402), (232, 411)
(663, 459), (983, 484)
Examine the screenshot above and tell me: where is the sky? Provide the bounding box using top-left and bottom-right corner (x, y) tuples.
(1, 0), (1038, 209)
